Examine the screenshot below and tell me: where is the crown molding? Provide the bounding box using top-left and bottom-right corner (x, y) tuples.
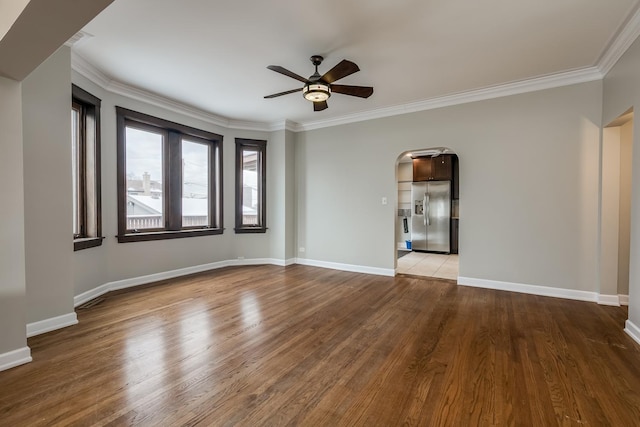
(72, 1), (640, 135)
(65, 30), (93, 47)
(71, 52), (111, 88)
(267, 120), (300, 132)
(107, 79), (235, 129)
(71, 52), (274, 133)
(73, 52), (604, 134)
(296, 66), (603, 131)
(597, 2), (640, 76)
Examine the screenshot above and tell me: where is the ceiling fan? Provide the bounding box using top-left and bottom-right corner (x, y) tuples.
(264, 55), (374, 111)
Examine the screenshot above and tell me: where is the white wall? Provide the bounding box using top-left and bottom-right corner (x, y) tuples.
(0, 75), (28, 357)
(22, 46), (75, 323)
(296, 81), (602, 292)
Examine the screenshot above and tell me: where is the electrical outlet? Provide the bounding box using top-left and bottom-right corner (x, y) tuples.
(381, 197), (388, 205)
(299, 247), (306, 253)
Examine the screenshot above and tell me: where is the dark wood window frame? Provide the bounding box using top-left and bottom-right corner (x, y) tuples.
(116, 107), (223, 243)
(72, 84), (103, 251)
(235, 138), (267, 233)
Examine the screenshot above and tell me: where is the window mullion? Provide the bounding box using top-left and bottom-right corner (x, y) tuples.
(210, 144), (218, 229)
(167, 131), (182, 231)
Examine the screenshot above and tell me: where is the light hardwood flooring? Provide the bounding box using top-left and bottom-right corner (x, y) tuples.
(0, 264), (639, 426)
(397, 251), (459, 280)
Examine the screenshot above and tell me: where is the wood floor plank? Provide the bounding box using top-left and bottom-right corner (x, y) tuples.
(1, 265), (639, 426)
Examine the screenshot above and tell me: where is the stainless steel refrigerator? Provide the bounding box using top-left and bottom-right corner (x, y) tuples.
(411, 181), (451, 252)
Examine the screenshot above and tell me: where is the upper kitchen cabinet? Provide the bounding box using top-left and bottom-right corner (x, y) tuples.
(413, 155), (453, 181)
(412, 156), (433, 181)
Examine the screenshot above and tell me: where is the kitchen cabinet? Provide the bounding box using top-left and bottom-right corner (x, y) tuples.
(432, 155), (452, 180)
(412, 155), (453, 181)
(412, 156), (433, 181)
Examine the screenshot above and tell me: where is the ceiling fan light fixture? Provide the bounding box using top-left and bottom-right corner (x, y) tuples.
(303, 83), (331, 102)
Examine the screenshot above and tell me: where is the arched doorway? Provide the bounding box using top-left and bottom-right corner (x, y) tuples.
(395, 148), (459, 280)
(600, 109), (633, 305)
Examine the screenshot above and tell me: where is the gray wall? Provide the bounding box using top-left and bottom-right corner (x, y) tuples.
(603, 35), (640, 327)
(0, 75), (27, 355)
(619, 120), (633, 296)
(22, 46), (75, 323)
(268, 129), (296, 261)
(296, 81), (603, 292)
(70, 72), (288, 297)
(601, 126), (621, 298)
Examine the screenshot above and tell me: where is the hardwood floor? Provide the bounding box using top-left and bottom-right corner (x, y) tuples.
(1, 265), (639, 426)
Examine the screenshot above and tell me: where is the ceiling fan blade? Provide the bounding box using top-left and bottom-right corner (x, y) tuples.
(264, 88), (303, 99)
(330, 84), (374, 98)
(267, 65), (308, 83)
(314, 100), (328, 111)
(321, 59), (360, 83)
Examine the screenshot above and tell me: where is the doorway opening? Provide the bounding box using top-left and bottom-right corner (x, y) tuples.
(395, 148), (459, 280)
(601, 109), (633, 305)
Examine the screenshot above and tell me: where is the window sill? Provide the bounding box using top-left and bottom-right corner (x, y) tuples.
(117, 228), (223, 243)
(234, 227), (267, 234)
(74, 237), (104, 251)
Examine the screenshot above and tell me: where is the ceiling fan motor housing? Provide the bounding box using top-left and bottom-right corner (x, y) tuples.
(303, 82), (331, 102)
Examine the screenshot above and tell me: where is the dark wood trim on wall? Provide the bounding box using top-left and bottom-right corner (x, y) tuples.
(115, 106), (224, 243)
(72, 84), (103, 251)
(235, 138), (267, 234)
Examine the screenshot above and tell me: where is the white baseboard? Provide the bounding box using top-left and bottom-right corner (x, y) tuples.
(237, 257), (297, 267)
(625, 319), (640, 346)
(108, 260), (236, 292)
(295, 258), (395, 277)
(598, 294), (621, 306)
(74, 283), (112, 307)
(457, 276), (598, 302)
(27, 312), (78, 338)
(619, 294), (629, 306)
(74, 257), (297, 308)
(0, 347), (32, 372)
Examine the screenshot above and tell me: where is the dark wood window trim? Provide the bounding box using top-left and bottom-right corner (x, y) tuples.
(235, 138), (267, 233)
(116, 107), (223, 243)
(72, 84), (103, 251)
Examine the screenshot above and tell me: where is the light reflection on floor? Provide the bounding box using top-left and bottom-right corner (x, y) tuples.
(241, 292), (262, 330)
(124, 319), (167, 408)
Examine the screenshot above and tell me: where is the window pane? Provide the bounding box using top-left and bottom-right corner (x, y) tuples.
(182, 139), (209, 227)
(71, 106), (81, 236)
(241, 148), (259, 226)
(125, 127), (163, 230)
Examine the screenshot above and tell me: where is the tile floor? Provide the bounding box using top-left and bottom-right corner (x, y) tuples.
(397, 250), (459, 280)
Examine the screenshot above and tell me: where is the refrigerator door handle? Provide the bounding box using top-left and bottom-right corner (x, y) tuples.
(423, 195), (427, 225)
(425, 194), (430, 226)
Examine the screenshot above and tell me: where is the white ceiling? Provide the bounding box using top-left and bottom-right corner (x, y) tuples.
(72, 0), (639, 128)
